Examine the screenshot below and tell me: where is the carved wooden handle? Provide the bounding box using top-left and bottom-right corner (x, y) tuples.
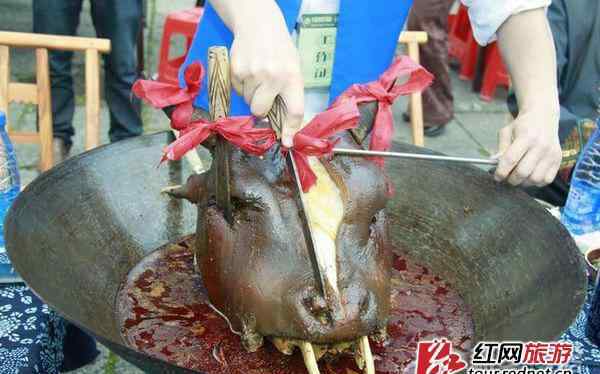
(208, 46), (232, 121)
(208, 46), (233, 224)
(267, 95), (287, 140)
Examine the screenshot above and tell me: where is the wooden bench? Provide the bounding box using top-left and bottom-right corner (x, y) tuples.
(0, 31), (111, 171)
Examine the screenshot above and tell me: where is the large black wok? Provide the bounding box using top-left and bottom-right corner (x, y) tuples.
(4, 132), (586, 373)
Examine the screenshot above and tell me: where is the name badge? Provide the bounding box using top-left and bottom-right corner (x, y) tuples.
(297, 14), (338, 89)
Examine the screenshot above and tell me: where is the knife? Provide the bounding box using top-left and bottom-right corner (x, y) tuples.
(268, 97), (330, 304)
(208, 46), (233, 224)
(286, 150), (330, 302)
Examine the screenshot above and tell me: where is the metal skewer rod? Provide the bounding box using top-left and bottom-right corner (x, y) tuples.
(333, 148), (499, 166)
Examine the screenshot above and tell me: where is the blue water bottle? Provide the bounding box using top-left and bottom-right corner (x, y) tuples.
(0, 111), (22, 284)
(561, 120), (600, 235)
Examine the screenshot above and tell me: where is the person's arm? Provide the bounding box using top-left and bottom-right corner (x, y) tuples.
(506, 0), (583, 148)
(209, 0), (304, 147)
(494, 8), (562, 187)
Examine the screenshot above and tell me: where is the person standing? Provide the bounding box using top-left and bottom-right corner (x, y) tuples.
(181, 0), (561, 188)
(33, 0), (144, 162)
(406, 0), (455, 137)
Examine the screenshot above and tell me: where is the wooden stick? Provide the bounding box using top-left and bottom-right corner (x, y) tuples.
(85, 49), (101, 150)
(0, 31), (111, 53)
(399, 31), (428, 44)
(299, 341), (321, 374)
(407, 41), (425, 147)
(36, 48), (53, 171)
(171, 129), (206, 174)
(359, 336), (375, 374)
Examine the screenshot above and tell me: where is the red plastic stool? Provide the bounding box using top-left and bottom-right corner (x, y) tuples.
(448, 4), (479, 81)
(480, 43), (510, 102)
(158, 7), (204, 85)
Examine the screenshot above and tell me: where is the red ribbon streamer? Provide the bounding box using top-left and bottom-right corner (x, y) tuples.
(162, 116), (277, 162)
(288, 100), (361, 192)
(132, 62), (204, 130)
(334, 56), (434, 166)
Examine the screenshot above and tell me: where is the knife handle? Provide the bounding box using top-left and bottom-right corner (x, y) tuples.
(267, 95), (287, 140)
(208, 46), (233, 224)
(208, 47), (231, 120)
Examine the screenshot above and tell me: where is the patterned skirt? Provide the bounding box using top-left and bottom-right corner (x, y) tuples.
(0, 285), (97, 374)
(560, 284), (600, 374)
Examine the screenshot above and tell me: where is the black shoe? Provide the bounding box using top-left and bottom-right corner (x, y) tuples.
(53, 138), (71, 163)
(424, 125), (446, 137)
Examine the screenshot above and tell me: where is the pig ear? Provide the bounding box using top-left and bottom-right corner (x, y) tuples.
(348, 102), (378, 147)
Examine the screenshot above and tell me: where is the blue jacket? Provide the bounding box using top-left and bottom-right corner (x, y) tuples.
(181, 0), (413, 115)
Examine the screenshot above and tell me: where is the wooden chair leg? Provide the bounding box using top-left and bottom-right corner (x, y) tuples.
(36, 48), (53, 171)
(85, 49), (101, 150)
(407, 42), (425, 147)
(0, 46), (10, 122)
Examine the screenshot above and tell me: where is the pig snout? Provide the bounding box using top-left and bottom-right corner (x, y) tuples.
(291, 283), (384, 344)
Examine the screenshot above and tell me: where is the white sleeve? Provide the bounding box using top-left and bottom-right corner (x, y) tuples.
(461, 0), (551, 45)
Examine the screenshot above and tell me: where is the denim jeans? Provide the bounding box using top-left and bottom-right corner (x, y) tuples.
(33, 0), (144, 147)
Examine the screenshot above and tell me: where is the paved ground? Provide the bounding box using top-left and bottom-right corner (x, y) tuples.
(2, 1), (509, 373)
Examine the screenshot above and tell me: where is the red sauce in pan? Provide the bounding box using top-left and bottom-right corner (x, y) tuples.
(117, 237), (474, 373)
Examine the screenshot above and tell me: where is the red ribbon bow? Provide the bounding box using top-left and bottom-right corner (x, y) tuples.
(162, 116), (277, 162)
(132, 62), (204, 130)
(334, 56), (434, 166)
(288, 100), (361, 192)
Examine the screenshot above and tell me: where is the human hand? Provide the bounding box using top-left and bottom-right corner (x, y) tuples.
(494, 109), (562, 187)
(229, 5), (304, 147)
